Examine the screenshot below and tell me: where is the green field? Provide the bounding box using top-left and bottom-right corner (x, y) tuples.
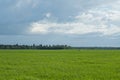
(0, 50), (120, 80)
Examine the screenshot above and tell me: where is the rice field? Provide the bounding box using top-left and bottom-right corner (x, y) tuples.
(0, 50), (120, 80)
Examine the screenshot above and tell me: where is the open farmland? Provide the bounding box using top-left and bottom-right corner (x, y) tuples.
(0, 50), (120, 80)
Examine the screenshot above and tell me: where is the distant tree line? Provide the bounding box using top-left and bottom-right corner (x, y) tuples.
(0, 44), (120, 50)
(0, 44), (71, 49)
(72, 47), (120, 50)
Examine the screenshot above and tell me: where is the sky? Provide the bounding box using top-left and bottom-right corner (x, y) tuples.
(0, 0), (120, 47)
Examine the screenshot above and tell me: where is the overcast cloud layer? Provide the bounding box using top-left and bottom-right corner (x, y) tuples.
(0, 0), (120, 46)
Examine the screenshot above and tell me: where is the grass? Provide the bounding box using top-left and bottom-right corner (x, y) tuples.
(0, 50), (120, 80)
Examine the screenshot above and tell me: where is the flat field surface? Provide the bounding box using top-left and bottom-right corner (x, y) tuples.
(0, 50), (120, 80)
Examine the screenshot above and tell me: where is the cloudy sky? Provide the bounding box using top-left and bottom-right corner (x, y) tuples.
(0, 0), (120, 47)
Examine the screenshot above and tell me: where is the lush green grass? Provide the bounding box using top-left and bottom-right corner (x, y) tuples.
(0, 50), (120, 80)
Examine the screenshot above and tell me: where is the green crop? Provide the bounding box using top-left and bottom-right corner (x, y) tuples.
(0, 50), (120, 80)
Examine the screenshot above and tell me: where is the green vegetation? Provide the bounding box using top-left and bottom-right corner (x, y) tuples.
(0, 44), (71, 49)
(0, 50), (120, 80)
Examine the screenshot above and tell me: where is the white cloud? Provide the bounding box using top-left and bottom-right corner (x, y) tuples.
(29, 0), (120, 36)
(45, 13), (51, 18)
(29, 20), (120, 36)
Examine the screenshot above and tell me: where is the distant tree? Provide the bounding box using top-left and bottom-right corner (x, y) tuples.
(0, 44), (72, 49)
